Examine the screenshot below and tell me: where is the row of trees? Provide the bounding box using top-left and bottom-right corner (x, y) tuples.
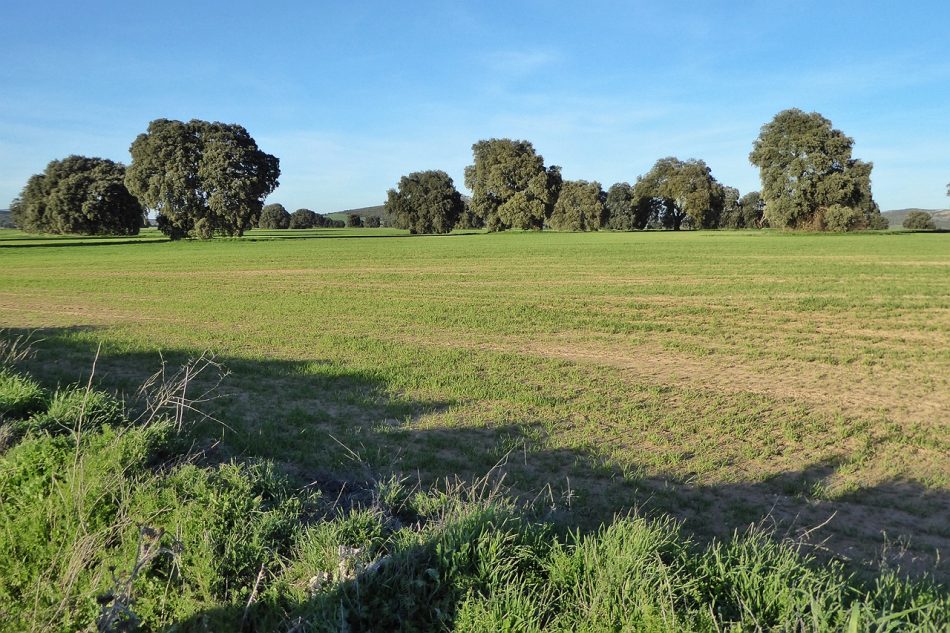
(257, 204), (346, 229)
(387, 148), (768, 235)
(11, 110), (943, 238)
(11, 119), (281, 239)
(10, 117), (387, 239)
(387, 109), (898, 234)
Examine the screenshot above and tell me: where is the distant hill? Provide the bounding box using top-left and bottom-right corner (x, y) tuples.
(325, 196), (471, 223)
(882, 208), (950, 229)
(325, 205), (387, 222)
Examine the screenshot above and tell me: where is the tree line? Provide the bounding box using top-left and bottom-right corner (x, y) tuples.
(257, 204), (346, 229)
(388, 109), (894, 234)
(9, 110), (945, 238)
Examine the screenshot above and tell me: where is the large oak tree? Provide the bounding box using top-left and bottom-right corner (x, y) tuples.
(125, 119), (279, 239)
(11, 156), (142, 235)
(548, 180), (606, 231)
(464, 139), (561, 231)
(633, 157), (724, 230)
(749, 109), (884, 230)
(385, 170), (464, 234)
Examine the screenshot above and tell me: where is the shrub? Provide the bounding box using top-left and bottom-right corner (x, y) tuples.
(903, 211), (937, 230)
(822, 204), (863, 232)
(289, 208), (318, 229)
(258, 203), (290, 229)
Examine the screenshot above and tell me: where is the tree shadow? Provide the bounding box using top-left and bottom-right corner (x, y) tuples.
(3, 326), (948, 589)
(241, 229), (481, 242)
(0, 235), (170, 249)
(0, 229), (482, 249)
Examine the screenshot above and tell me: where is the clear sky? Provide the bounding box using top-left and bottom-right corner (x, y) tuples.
(2, 1), (948, 213)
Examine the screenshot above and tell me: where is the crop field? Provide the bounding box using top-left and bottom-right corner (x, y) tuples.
(1, 227), (948, 584)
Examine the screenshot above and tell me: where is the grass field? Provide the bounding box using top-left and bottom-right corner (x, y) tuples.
(1, 226), (948, 586)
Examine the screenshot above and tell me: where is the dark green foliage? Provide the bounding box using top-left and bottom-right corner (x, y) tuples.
(749, 109), (886, 231)
(903, 210), (937, 230)
(364, 215), (382, 228)
(346, 214), (363, 228)
(11, 156), (143, 235)
(258, 203), (291, 229)
(125, 119), (279, 240)
(605, 182), (636, 230)
(464, 139), (561, 230)
(548, 180), (606, 231)
(867, 212), (890, 230)
(737, 190), (765, 228)
(289, 208), (318, 229)
(718, 186), (742, 229)
(633, 157), (725, 230)
(385, 170), (464, 234)
(456, 199), (484, 230)
(822, 204), (864, 232)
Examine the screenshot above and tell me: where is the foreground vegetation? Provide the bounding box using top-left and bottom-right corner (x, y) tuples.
(1, 350), (947, 631)
(0, 227), (948, 628)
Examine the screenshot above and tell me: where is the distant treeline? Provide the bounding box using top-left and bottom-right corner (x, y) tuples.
(256, 204), (346, 229)
(9, 110), (947, 238)
(387, 109), (896, 235)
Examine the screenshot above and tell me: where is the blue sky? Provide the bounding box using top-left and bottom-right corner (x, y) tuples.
(2, 1), (948, 213)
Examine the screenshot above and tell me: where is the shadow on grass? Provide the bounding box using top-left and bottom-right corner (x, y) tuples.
(4, 326), (948, 586)
(0, 229), (486, 249)
(0, 236), (170, 249)
(241, 229), (481, 242)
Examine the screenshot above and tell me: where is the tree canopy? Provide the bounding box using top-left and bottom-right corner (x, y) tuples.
(10, 155), (142, 235)
(385, 170), (464, 234)
(737, 191), (766, 228)
(289, 208), (318, 229)
(548, 180), (606, 231)
(632, 158), (724, 230)
(902, 211), (936, 230)
(464, 139), (561, 231)
(125, 119), (279, 239)
(749, 109), (884, 230)
(718, 186), (742, 229)
(258, 204), (290, 229)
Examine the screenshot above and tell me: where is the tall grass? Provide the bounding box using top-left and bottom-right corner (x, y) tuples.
(0, 356), (947, 631)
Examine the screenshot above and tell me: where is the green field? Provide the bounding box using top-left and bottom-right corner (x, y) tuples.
(3, 228), (947, 569)
(2, 227), (949, 597)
